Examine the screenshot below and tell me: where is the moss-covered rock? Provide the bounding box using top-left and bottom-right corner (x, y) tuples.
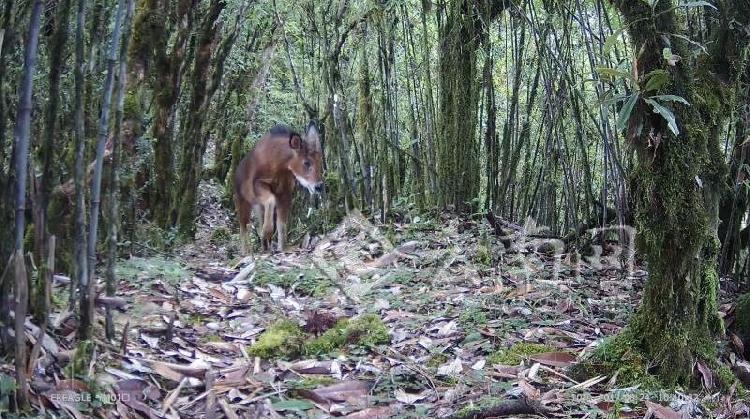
(247, 321), (306, 359)
(488, 342), (555, 366)
(305, 314), (390, 355)
(570, 330), (659, 388)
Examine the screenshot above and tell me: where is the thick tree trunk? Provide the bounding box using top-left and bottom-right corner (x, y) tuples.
(148, 0), (192, 228)
(436, 0), (508, 212)
(606, 0), (748, 385)
(174, 0), (226, 238)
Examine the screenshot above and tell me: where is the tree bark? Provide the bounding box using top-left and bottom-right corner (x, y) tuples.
(607, 0), (748, 385)
(437, 0), (508, 212)
(174, 0), (226, 238)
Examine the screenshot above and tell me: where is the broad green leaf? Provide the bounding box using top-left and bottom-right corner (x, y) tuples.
(617, 93), (640, 132)
(644, 70), (669, 92)
(650, 94), (690, 105)
(599, 91), (627, 107)
(596, 66), (634, 82)
(645, 98), (679, 135)
(603, 27), (625, 55)
(272, 399), (315, 411)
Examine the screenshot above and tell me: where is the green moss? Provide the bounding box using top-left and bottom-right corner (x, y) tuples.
(209, 227), (231, 244)
(66, 340), (95, 379)
(473, 232), (493, 268)
(488, 342), (555, 366)
(571, 331), (659, 388)
(453, 396), (507, 419)
(247, 321), (306, 359)
(115, 256), (188, 286)
(426, 353), (449, 368)
(123, 89), (142, 122)
(199, 334), (223, 344)
(304, 314), (390, 355)
(288, 376), (338, 390)
(254, 261), (333, 297)
(458, 303), (487, 330)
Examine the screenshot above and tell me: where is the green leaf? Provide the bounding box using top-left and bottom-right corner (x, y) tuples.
(644, 70), (669, 92)
(650, 94), (690, 105)
(599, 91), (627, 107)
(681, 1), (717, 9)
(272, 399), (315, 411)
(596, 66), (634, 83)
(617, 93), (640, 132)
(645, 98), (679, 135)
(603, 27), (625, 55)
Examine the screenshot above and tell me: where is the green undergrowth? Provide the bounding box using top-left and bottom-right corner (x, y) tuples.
(253, 260), (334, 296)
(287, 376), (338, 390)
(248, 314), (390, 359)
(573, 327), (750, 395)
(488, 342), (556, 366)
(115, 256), (188, 286)
(209, 226), (232, 244)
(570, 328), (662, 389)
(458, 301), (488, 330)
(247, 320), (308, 359)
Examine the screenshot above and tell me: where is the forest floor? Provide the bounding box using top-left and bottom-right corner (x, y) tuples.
(12, 181), (750, 418)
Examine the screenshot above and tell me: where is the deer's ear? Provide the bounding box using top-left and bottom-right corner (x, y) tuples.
(306, 124), (320, 151)
(289, 134), (303, 150)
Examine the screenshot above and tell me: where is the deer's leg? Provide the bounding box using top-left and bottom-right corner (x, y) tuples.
(234, 194), (250, 254)
(276, 193), (292, 252)
(261, 197), (276, 252)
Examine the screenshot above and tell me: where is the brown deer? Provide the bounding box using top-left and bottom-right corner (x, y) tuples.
(234, 123), (324, 252)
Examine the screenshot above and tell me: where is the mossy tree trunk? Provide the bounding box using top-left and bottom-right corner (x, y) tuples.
(174, 0), (226, 238)
(144, 0), (193, 228)
(610, 0), (749, 385)
(437, 0), (508, 212)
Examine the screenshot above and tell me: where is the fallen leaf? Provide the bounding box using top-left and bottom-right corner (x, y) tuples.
(394, 389), (428, 404)
(297, 380), (372, 405)
(645, 400), (681, 419)
(437, 358), (463, 377)
(343, 406), (394, 418)
(529, 351), (576, 368)
(695, 360), (714, 390)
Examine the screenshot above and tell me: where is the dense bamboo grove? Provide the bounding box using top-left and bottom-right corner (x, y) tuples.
(0, 0), (749, 412)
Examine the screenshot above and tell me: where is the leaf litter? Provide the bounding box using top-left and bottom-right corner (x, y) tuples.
(13, 181), (750, 418)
